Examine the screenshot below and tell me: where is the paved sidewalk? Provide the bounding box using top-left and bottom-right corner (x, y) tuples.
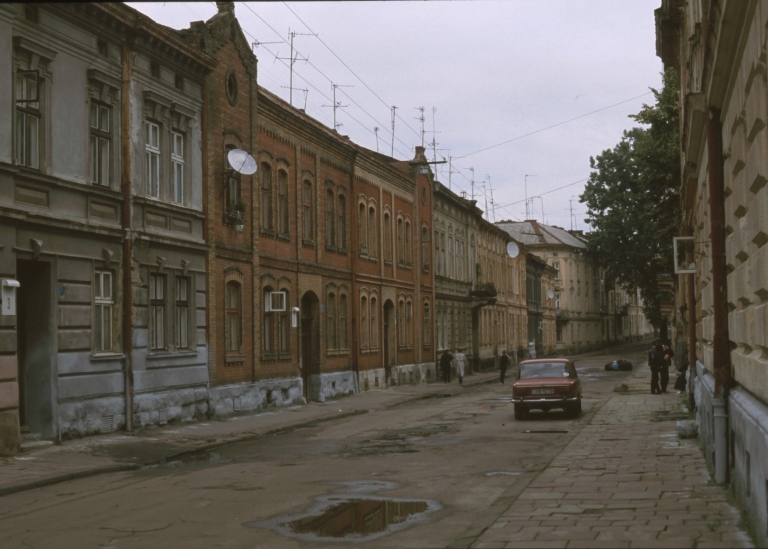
(0, 370), (498, 497)
(471, 365), (754, 549)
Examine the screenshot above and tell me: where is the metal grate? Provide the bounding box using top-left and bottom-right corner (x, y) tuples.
(101, 414), (115, 433)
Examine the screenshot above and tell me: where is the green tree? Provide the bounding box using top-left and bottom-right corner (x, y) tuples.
(580, 68), (680, 328)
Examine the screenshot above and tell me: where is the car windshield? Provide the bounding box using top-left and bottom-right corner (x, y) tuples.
(519, 362), (570, 379)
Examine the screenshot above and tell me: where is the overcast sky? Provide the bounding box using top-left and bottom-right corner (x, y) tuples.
(128, 1), (663, 231)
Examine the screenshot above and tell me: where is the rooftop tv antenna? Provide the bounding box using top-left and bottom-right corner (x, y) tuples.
(323, 83), (352, 131)
(524, 174), (536, 219)
(486, 174), (496, 222)
(390, 106), (398, 157)
(415, 107), (425, 148)
(276, 29), (315, 107)
(470, 167), (475, 202)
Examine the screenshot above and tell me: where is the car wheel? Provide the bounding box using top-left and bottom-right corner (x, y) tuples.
(514, 404), (527, 420)
(567, 398), (582, 418)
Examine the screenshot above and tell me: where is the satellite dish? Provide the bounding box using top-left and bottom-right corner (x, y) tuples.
(547, 290), (555, 299)
(506, 242), (520, 258)
(227, 149), (257, 175)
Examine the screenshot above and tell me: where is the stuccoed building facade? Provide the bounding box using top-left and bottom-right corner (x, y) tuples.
(0, 3), (214, 452)
(498, 221), (605, 355)
(657, 1), (768, 544)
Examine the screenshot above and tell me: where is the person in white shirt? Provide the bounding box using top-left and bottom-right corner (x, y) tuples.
(453, 348), (466, 384)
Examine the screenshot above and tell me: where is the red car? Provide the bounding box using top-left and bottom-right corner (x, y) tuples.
(512, 358), (582, 419)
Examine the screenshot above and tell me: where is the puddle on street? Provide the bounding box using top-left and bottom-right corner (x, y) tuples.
(247, 483), (440, 543)
(284, 498), (428, 538)
(141, 452), (233, 470)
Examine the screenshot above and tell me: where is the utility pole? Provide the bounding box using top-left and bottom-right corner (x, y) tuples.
(390, 106), (398, 157)
(524, 174), (536, 220)
(323, 83), (352, 131)
(569, 197), (575, 230)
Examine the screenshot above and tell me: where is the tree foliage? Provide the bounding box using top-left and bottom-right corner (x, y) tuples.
(580, 68), (680, 327)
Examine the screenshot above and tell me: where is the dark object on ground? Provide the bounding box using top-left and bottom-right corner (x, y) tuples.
(604, 359), (633, 371)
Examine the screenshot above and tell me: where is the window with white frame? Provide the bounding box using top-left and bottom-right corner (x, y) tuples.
(175, 276), (190, 349)
(15, 70), (40, 169)
(171, 131), (184, 204)
(149, 274), (165, 350)
(145, 121), (161, 198)
(94, 270), (113, 353)
(90, 102), (111, 185)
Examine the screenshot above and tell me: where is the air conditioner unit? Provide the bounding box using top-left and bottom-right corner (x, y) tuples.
(266, 291), (286, 312)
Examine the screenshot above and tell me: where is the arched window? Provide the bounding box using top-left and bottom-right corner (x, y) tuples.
(440, 231), (446, 275)
(405, 220), (412, 266)
(326, 291), (337, 350)
(448, 232), (454, 279)
(277, 169), (288, 234)
(225, 281), (241, 353)
(368, 206), (377, 257)
(262, 287), (273, 355)
(383, 212), (392, 262)
(423, 301), (431, 347)
(337, 194), (346, 249)
(358, 202), (367, 253)
(278, 290), (289, 355)
(339, 293), (348, 350)
(326, 189), (335, 247)
(370, 296), (378, 348)
(302, 180), (313, 241)
(360, 295), (368, 349)
(397, 217), (404, 265)
(406, 299), (413, 346)
(398, 298), (405, 346)
(260, 162), (273, 229)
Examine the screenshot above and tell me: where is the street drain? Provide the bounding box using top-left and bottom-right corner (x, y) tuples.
(247, 496), (439, 542)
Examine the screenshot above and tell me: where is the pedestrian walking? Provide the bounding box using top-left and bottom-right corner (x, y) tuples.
(439, 349), (453, 383)
(648, 340), (661, 394)
(660, 344), (673, 393)
(453, 348), (466, 384)
(499, 350), (510, 384)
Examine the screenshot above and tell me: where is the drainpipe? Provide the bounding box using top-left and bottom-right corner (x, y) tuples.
(121, 40), (134, 432)
(707, 107), (730, 483)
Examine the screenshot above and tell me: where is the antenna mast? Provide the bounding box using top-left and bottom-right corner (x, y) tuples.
(415, 107), (425, 148)
(470, 168), (475, 202)
(524, 174), (536, 220)
(323, 83), (352, 131)
(390, 106), (398, 157)
(276, 29), (315, 107)
(374, 127), (380, 152)
(486, 175), (496, 222)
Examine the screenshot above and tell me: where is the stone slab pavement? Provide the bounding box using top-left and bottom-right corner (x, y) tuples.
(467, 364), (755, 549)
(0, 359), (756, 548)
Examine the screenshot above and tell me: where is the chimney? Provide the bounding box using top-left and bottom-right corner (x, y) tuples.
(216, 2), (235, 15)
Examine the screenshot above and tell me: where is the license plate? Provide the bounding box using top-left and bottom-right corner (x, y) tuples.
(532, 388), (554, 395)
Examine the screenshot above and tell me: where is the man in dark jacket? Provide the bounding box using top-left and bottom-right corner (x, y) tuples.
(439, 349), (453, 383)
(648, 340), (661, 394)
(499, 350), (511, 384)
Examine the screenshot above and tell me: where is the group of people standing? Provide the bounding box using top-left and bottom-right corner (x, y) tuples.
(439, 349), (512, 385)
(648, 340), (674, 394)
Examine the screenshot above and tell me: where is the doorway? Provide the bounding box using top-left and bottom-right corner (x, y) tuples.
(16, 259), (56, 440)
(300, 291), (320, 401)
